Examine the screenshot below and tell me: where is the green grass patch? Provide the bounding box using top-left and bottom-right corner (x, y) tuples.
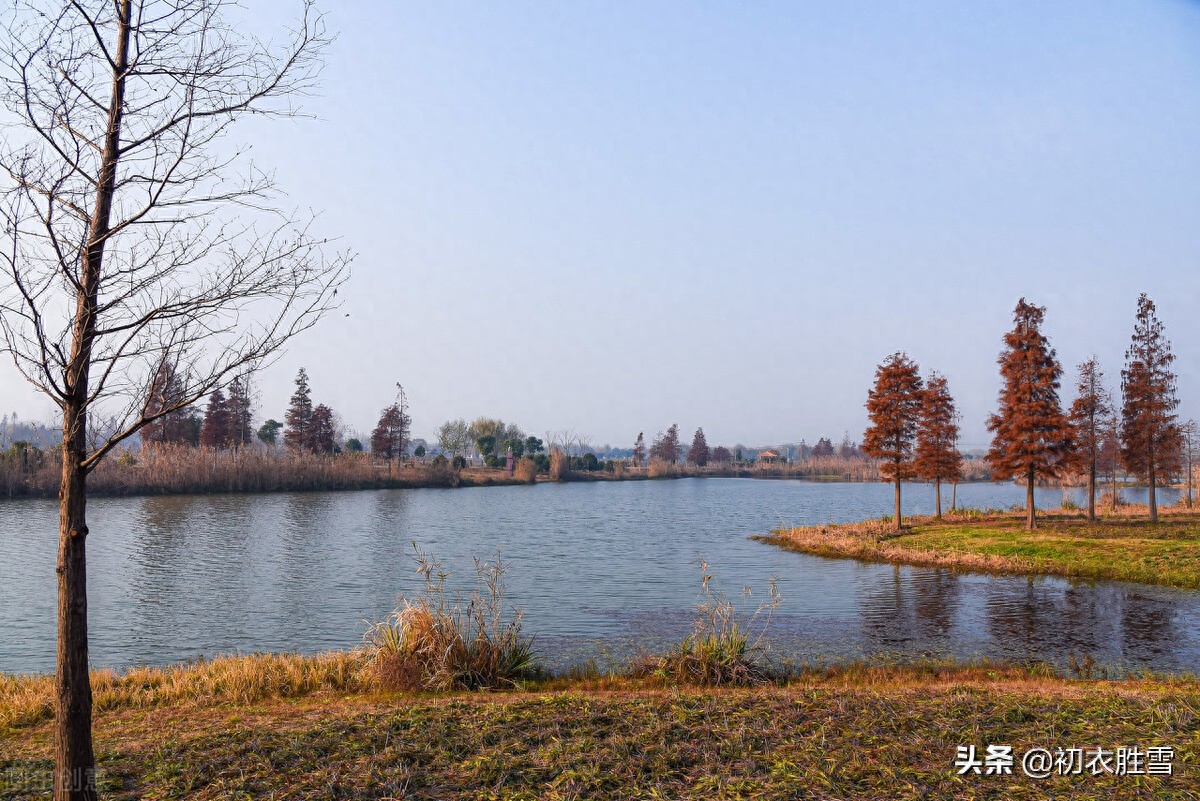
(759, 509), (1200, 588)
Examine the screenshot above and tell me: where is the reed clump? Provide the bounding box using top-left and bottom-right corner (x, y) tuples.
(548, 449), (569, 482)
(646, 458), (676, 479)
(363, 546), (538, 692)
(639, 560), (781, 687)
(513, 457), (537, 484)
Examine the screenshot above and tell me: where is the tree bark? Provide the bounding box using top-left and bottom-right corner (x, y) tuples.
(1087, 459), (1096, 522)
(893, 473), (902, 532)
(934, 479), (942, 520)
(951, 480), (957, 513)
(1149, 464), (1158, 524)
(1026, 463), (1036, 531)
(55, 422), (96, 801)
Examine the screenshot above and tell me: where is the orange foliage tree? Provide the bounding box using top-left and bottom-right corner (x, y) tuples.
(913, 371), (963, 519)
(986, 299), (1073, 530)
(1120, 294), (1180, 523)
(862, 352), (924, 531)
(1067, 357), (1113, 521)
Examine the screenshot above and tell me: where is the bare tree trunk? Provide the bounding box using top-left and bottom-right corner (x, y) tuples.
(934, 478), (942, 520)
(951, 480), (957, 513)
(893, 473), (902, 532)
(56, 414), (96, 801)
(1026, 463), (1036, 531)
(1087, 459), (1096, 522)
(1149, 464), (1158, 524)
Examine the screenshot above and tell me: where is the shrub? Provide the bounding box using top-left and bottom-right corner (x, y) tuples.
(364, 545), (538, 692)
(640, 560), (781, 687)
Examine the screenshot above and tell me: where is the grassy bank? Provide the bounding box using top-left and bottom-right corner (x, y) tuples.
(3, 654), (1197, 799)
(758, 507), (1200, 589)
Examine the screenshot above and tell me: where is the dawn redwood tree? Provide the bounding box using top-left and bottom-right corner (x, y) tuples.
(650, 424), (683, 464)
(284, 368), (315, 453)
(140, 358), (198, 446)
(309, 404), (337, 454)
(0, 5), (346, 796)
(862, 353), (924, 531)
(688, 427), (710, 467)
(199, 390), (230, 449)
(712, 445), (733, 465)
(985, 299), (1073, 531)
(225, 375), (255, 451)
(811, 437), (835, 458)
(913, 371), (963, 519)
(371, 403), (411, 461)
(1121, 294), (1181, 523)
(1067, 358), (1113, 521)
(632, 432), (646, 466)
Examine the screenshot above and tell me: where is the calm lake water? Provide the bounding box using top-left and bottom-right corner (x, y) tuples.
(1, 479), (1196, 676)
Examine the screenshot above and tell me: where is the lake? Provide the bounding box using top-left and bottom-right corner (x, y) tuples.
(1, 479), (1196, 675)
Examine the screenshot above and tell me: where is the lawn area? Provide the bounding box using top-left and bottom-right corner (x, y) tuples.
(3, 665), (1198, 800)
(759, 509), (1200, 589)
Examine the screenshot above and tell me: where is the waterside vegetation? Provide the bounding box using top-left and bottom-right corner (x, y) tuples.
(758, 506), (1200, 590)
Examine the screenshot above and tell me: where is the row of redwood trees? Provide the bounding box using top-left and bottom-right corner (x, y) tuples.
(866, 294), (1182, 531)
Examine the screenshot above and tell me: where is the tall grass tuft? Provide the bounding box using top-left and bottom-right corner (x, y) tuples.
(641, 560), (781, 687)
(364, 545), (538, 692)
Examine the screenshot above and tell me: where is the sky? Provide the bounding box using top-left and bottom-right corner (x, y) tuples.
(3, 0), (1200, 450)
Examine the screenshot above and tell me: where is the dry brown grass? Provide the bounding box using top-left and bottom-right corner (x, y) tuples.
(0, 651), (366, 731)
(0, 444), (487, 497)
(513, 456), (537, 484)
(3, 662), (1197, 800)
(362, 547), (538, 692)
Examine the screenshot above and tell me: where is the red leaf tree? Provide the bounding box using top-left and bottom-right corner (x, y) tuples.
(1067, 357), (1113, 521)
(913, 371), (963, 519)
(650, 424), (683, 464)
(687, 427), (710, 467)
(371, 402), (411, 461)
(985, 299), (1073, 530)
(862, 352), (924, 531)
(1120, 294), (1181, 523)
(199, 389), (229, 448)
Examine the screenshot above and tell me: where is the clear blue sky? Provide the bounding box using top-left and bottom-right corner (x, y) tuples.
(4, 0), (1200, 450)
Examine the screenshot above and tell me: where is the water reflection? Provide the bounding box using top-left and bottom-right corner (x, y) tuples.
(0, 479), (1197, 675)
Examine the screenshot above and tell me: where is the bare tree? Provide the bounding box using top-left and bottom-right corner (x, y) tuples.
(1181, 419), (1197, 509)
(1067, 357), (1113, 521)
(0, 3), (347, 798)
